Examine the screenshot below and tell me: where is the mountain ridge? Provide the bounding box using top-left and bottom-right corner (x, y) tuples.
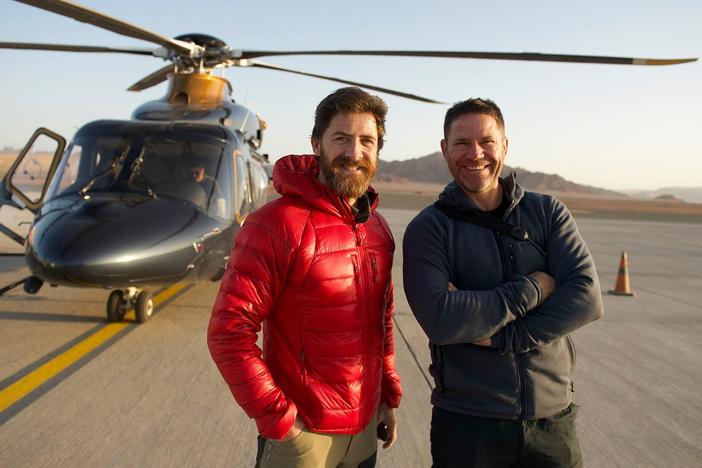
(377, 152), (622, 197)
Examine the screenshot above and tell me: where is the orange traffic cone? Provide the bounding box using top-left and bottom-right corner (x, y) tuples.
(609, 251), (634, 296)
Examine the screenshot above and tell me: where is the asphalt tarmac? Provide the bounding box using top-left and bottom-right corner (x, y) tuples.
(1, 209), (700, 467)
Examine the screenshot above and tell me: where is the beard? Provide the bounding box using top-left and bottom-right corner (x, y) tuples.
(318, 148), (377, 200)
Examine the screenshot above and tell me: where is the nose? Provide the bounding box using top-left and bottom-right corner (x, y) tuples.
(345, 138), (364, 160)
(463, 141), (483, 160)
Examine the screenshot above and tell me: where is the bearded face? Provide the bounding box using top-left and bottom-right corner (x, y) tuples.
(318, 146), (377, 200)
(313, 112), (379, 202)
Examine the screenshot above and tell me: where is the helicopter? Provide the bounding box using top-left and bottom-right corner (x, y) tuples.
(0, 0), (696, 323)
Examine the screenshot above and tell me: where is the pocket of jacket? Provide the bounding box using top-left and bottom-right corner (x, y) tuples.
(369, 252), (378, 282)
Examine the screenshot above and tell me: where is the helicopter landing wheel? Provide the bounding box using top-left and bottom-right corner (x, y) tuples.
(106, 290), (126, 322)
(135, 290), (154, 323)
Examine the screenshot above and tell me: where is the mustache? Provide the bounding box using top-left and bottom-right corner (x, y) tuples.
(330, 157), (372, 172)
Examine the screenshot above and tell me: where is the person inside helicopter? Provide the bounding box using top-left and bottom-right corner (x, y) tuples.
(181, 151), (227, 218)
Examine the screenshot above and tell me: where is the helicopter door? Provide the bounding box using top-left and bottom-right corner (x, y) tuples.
(4, 128), (66, 213)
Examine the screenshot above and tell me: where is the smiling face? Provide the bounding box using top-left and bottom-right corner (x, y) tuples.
(312, 112), (379, 205)
(441, 113), (509, 210)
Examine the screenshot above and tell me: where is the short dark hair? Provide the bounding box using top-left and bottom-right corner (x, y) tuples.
(312, 87), (387, 150)
(443, 98), (505, 140)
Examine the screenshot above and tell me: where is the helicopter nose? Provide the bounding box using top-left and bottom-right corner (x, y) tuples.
(25, 195), (208, 288)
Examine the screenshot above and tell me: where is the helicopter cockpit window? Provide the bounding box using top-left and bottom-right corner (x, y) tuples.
(135, 138), (233, 219)
(44, 129), (233, 221)
(46, 137), (129, 199)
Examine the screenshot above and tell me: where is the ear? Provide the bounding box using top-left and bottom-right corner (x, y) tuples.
(311, 137), (321, 156)
(503, 136), (509, 159)
(440, 139), (449, 161)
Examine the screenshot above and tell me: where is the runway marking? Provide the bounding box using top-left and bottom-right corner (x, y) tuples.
(0, 283), (192, 420)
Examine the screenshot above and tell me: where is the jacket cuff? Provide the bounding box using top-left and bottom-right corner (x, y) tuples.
(512, 274), (541, 316)
(255, 400), (298, 440)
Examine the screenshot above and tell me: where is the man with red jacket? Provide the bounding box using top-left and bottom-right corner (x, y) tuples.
(208, 87), (402, 468)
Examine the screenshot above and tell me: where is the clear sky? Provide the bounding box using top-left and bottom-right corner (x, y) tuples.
(1, 0), (699, 191)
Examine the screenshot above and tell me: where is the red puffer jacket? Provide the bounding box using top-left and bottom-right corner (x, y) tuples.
(208, 154), (402, 439)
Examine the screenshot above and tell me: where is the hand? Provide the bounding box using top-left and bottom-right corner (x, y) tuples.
(529, 271), (556, 304)
(448, 282), (457, 292)
(279, 417), (305, 442)
(376, 402), (397, 449)
(473, 337), (492, 347)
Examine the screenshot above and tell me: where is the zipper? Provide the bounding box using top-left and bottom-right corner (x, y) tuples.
(300, 348), (309, 399)
(357, 227), (372, 394)
(566, 335), (577, 393)
(496, 232), (510, 282)
(516, 353), (527, 419)
(566, 335), (577, 368)
(497, 230), (528, 419)
(370, 254), (378, 282)
(351, 256), (360, 286)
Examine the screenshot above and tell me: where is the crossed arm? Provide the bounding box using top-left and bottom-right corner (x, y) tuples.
(402, 201), (603, 353)
(449, 270), (555, 347)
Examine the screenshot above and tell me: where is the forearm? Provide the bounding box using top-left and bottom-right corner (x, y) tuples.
(381, 284), (402, 408)
(405, 273), (541, 345)
(208, 297), (298, 439)
(493, 269), (603, 353)
(206, 218), (299, 439)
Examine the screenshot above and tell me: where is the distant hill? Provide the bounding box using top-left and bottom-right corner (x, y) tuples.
(623, 187), (702, 204)
(377, 152), (622, 197)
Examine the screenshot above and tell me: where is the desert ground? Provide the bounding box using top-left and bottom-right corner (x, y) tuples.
(1, 208), (700, 467)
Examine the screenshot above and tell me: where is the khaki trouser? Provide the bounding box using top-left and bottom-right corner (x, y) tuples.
(257, 415), (378, 468)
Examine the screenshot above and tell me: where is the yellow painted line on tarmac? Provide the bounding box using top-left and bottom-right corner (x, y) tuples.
(0, 283), (190, 414)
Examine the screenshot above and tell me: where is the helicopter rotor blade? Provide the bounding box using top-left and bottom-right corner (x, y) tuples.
(127, 64), (176, 92)
(13, 0), (197, 56)
(244, 60), (444, 104)
(239, 49), (698, 66)
(0, 41), (154, 56)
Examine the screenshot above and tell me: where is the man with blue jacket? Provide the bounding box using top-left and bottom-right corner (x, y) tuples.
(403, 98), (603, 467)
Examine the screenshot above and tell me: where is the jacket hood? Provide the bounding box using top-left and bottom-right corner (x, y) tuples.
(272, 154), (379, 216)
(438, 172), (524, 213)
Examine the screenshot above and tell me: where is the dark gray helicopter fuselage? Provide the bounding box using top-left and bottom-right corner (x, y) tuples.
(22, 94), (270, 289)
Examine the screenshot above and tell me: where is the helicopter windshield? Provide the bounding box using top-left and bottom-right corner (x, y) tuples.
(45, 123), (234, 220)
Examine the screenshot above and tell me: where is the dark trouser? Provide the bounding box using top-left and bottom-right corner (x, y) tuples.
(431, 404), (582, 468)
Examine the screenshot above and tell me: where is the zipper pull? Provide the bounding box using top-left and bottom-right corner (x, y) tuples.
(371, 256), (378, 282)
(351, 256), (360, 283)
